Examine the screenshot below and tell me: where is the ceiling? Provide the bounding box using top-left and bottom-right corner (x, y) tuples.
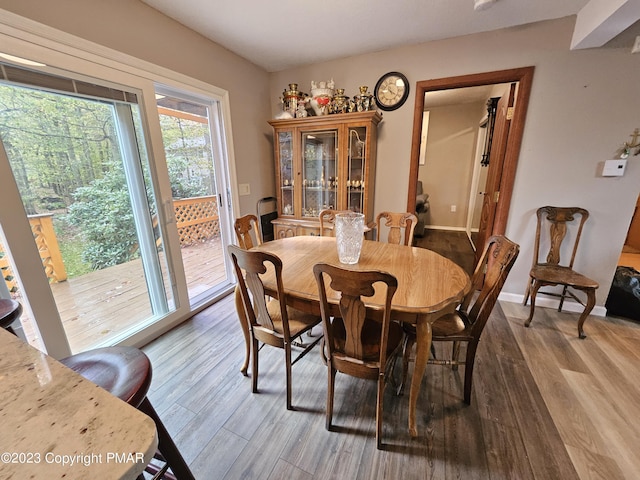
(140, 0), (640, 72)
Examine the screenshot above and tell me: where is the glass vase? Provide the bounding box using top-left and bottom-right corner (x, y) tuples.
(335, 212), (365, 264)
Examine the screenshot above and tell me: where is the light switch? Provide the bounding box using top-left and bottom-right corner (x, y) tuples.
(602, 159), (627, 177)
(239, 183), (251, 195)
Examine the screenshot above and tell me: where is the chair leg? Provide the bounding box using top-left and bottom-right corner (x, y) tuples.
(463, 341), (478, 405)
(326, 365), (336, 431)
(558, 285), (569, 312)
(285, 343), (293, 410)
(251, 336), (259, 393)
(524, 280), (541, 328)
(523, 277), (533, 306)
(451, 341), (461, 371)
(397, 333), (415, 396)
(577, 287), (596, 339)
(376, 373), (385, 450)
(138, 398), (195, 480)
(234, 287), (250, 376)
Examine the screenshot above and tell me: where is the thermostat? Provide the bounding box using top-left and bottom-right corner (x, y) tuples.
(602, 159), (627, 177)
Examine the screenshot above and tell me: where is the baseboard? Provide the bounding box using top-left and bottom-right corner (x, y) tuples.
(425, 225), (466, 232)
(499, 292), (607, 317)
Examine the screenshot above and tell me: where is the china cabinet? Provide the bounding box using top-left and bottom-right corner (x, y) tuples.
(268, 111), (382, 238)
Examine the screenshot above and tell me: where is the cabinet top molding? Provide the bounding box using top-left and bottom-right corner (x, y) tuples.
(269, 110), (382, 128)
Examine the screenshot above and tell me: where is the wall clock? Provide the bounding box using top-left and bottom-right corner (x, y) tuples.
(374, 72), (410, 111)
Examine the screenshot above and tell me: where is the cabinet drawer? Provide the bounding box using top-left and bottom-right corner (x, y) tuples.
(297, 226), (320, 236)
(274, 224), (296, 239)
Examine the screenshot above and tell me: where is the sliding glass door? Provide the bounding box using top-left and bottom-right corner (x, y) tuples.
(0, 76), (172, 353)
(154, 87), (233, 306)
(0, 20), (238, 357)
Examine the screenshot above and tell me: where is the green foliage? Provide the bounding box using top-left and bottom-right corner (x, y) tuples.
(159, 114), (214, 198)
(0, 83), (216, 273)
(65, 165), (140, 269)
(53, 218), (92, 277)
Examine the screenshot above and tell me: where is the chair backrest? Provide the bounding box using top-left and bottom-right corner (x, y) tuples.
(319, 209), (350, 237)
(228, 244), (289, 338)
(461, 235), (519, 338)
(532, 206), (589, 269)
(313, 263), (398, 373)
(234, 214), (262, 250)
(375, 211), (418, 246)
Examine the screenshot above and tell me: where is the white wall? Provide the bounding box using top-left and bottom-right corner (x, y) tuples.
(419, 101), (484, 229)
(270, 17), (640, 306)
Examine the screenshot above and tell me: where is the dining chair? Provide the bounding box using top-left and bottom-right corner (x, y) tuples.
(228, 244), (322, 410)
(318, 209), (348, 236)
(399, 235), (519, 404)
(374, 211), (418, 246)
(313, 263), (403, 449)
(523, 206), (599, 339)
(319, 209), (375, 237)
(234, 214), (262, 249)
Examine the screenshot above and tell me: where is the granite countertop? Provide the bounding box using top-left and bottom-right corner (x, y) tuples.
(0, 330), (158, 479)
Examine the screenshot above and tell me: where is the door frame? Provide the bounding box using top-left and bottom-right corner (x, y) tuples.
(406, 67), (535, 241)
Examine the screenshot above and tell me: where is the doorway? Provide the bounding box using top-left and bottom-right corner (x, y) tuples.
(407, 67), (535, 258)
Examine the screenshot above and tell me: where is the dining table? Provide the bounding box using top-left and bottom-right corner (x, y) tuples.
(0, 329), (158, 479)
(238, 235), (471, 437)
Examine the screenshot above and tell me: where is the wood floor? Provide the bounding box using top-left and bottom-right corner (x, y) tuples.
(414, 229), (476, 275)
(142, 289), (640, 479)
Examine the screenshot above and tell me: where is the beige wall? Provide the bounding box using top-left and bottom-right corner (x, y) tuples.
(419, 102), (485, 229)
(271, 17), (640, 307)
(0, 0), (274, 215)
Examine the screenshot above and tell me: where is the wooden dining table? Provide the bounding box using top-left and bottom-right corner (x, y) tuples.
(237, 235), (471, 437)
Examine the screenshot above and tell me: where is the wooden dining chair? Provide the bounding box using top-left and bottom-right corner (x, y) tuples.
(233, 214), (264, 376)
(234, 214), (262, 249)
(399, 235), (519, 404)
(318, 209), (348, 236)
(313, 263), (403, 449)
(374, 211), (418, 246)
(523, 206), (599, 339)
(228, 244), (322, 410)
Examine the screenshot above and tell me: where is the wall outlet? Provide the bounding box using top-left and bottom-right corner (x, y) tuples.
(450, 205), (457, 212)
(239, 183), (251, 196)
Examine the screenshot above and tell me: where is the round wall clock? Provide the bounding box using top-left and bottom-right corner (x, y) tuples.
(374, 72), (410, 111)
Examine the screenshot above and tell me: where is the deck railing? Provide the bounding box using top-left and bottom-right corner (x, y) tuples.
(1, 195), (219, 291)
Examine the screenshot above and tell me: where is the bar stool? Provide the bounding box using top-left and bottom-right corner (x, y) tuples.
(0, 302), (192, 478)
(60, 346), (194, 480)
(0, 298), (22, 335)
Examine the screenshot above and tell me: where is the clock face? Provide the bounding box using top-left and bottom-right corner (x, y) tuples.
(374, 72), (409, 111)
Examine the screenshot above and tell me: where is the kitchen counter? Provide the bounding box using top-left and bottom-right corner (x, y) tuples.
(0, 329), (157, 479)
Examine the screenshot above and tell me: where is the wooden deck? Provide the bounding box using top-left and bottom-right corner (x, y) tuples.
(18, 237), (227, 353)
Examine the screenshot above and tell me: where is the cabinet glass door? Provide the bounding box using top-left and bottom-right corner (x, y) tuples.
(347, 127), (367, 213)
(301, 130), (337, 218)
(278, 131), (294, 216)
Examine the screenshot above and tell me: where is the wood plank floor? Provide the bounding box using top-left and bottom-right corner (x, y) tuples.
(142, 292), (640, 479)
(414, 229), (476, 275)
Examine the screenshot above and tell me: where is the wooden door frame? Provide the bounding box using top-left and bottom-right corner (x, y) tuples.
(406, 67), (535, 239)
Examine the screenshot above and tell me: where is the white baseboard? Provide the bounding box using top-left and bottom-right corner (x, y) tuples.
(498, 292), (607, 317)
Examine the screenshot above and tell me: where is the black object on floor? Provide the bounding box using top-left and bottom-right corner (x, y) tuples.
(605, 266), (640, 321)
